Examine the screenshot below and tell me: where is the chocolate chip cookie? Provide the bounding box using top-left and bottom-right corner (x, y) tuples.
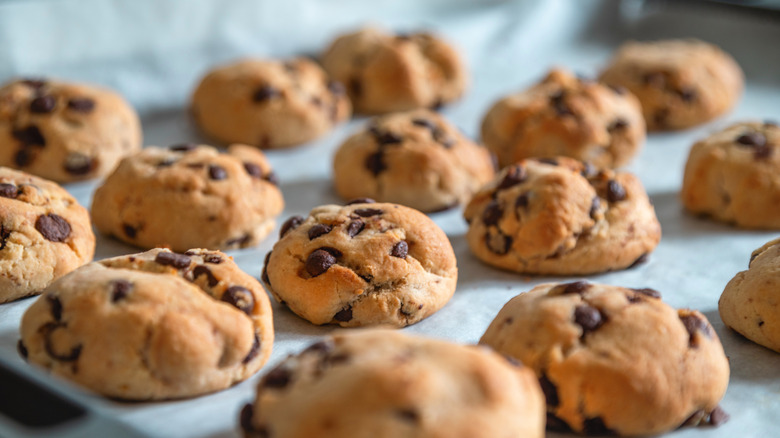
(240, 329), (544, 438)
(599, 39), (743, 131)
(463, 157), (660, 275)
(720, 238), (780, 352)
(18, 248), (274, 400)
(681, 121), (780, 228)
(333, 109), (495, 212)
(481, 69), (645, 169)
(191, 58), (351, 149)
(481, 282), (730, 435)
(321, 27), (467, 114)
(263, 200), (457, 327)
(0, 78), (142, 182)
(91, 143), (284, 252)
(0, 167), (95, 303)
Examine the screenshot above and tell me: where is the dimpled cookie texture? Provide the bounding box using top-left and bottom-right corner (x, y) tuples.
(320, 27), (467, 114)
(0, 167), (95, 303)
(481, 282), (730, 436)
(262, 200), (457, 327)
(90, 143), (284, 252)
(463, 157), (660, 275)
(720, 238), (780, 352)
(599, 39), (743, 131)
(333, 109), (495, 212)
(0, 78), (142, 182)
(18, 248), (274, 400)
(240, 329), (545, 438)
(191, 58), (351, 149)
(481, 69), (645, 169)
(681, 121), (780, 229)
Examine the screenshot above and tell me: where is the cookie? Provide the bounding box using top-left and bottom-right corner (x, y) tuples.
(481, 69), (646, 169)
(463, 157), (661, 275)
(720, 238), (780, 352)
(0, 167), (95, 303)
(321, 27), (467, 114)
(18, 248), (274, 400)
(681, 121), (780, 229)
(481, 281), (730, 435)
(191, 58), (351, 149)
(333, 109), (495, 212)
(263, 200), (457, 327)
(91, 143), (284, 252)
(240, 329), (544, 438)
(0, 78), (142, 182)
(599, 39), (743, 131)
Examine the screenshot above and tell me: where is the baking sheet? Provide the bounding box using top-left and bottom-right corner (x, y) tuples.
(1, 0), (779, 436)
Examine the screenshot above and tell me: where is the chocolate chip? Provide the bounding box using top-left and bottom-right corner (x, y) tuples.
(169, 143), (196, 152)
(606, 180), (626, 203)
(391, 241), (408, 258)
(539, 373), (559, 407)
(122, 224), (137, 239)
(264, 171), (279, 186)
(678, 88), (697, 102)
(334, 306), (353, 322)
(397, 409), (420, 423)
(643, 72), (666, 88)
(754, 145), (773, 160)
(497, 165), (527, 190)
(261, 251), (272, 284)
(628, 253), (648, 268)
(736, 132), (767, 147)
(12, 126), (46, 147)
(240, 403), (254, 432)
(630, 288), (661, 301)
(42, 323), (82, 362)
(280, 215), (304, 238)
(589, 196), (601, 219)
(242, 334), (260, 364)
(308, 224), (332, 240)
(547, 413), (573, 432)
(35, 214), (71, 242)
(47, 295), (63, 321)
(349, 77), (362, 97)
(14, 149), (34, 167)
(346, 198), (375, 205)
(204, 254), (223, 264)
(432, 129), (454, 148)
(243, 162), (263, 178)
(759, 320), (765, 327)
(253, 85), (281, 102)
(21, 79), (46, 89)
(222, 286), (255, 315)
(67, 98), (95, 112)
(709, 406), (729, 426)
(208, 165), (227, 180)
(412, 118), (436, 130)
(0, 183), (19, 199)
(0, 226), (10, 251)
(608, 118), (628, 132)
(560, 281), (590, 295)
(482, 200), (503, 226)
(353, 208), (383, 217)
(346, 220), (365, 238)
(111, 280), (132, 302)
(154, 251), (191, 269)
(263, 365), (292, 389)
(30, 95), (56, 113)
(327, 80), (345, 96)
(365, 152), (387, 175)
(654, 108), (670, 127)
(225, 234), (251, 248)
(515, 193), (529, 209)
(17, 339), (28, 360)
(157, 158), (176, 167)
(538, 157), (558, 166)
(583, 417), (616, 435)
(306, 249), (336, 277)
(679, 313), (712, 347)
(574, 304), (603, 334)
(64, 153), (95, 175)
(193, 265), (219, 287)
(485, 230), (512, 255)
(550, 91), (574, 116)
(303, 340), (334, 355)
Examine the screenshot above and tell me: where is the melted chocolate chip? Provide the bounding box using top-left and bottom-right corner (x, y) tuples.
(222, 286), (255, 314)
(17, 339), (28, 360)
(334, 306), (353, 322)
(306, 249), (337, 277)
(280, 215), (304, 238)
(35, 214), (71, 242)
(485, 230), (512, 255)
(263, 365), (292, 389)
(583, 417), (616, 435)
(308, 224), (332, 240)
(327, 80), (345, 96)
(261, 251), (272, 284)
(560, 281), (590, 295)
(30, 95), (56, 113)
(0, 183), (19, 199)
(47, 295), (63, 321)
(242, 334), (260, 364)
(154, 251), (191, 269)
(253, 85), (281, 102)
(736, 132), (767, 147)
(64, 154), (94, 175)
(42, 323), (82, 362)
(193, 265), (219, 287)
(353, 208), (383, 217)
(243, 162), (263, 178)
(208, 165), (227, 180)
(365, 152), (387, 175)
(111, 280), (132, 302)
(391, 241), (408, 258)
(539, 373), (559, 407)
(67, 98), (95, 112)
(574, 304), (603, 334)
(122, 224), (137, 239)
(497, 165), (527, 190)
(346, 220), (365, 238)
(589, 196), (601, 219)
(679, 313), (712, 347)
(606, 180), (626, 202)
(346, 198), (375, 205)
(482, 200), (503, 226)
(240, 403), (254, 432)
(12, 126), (46, 147)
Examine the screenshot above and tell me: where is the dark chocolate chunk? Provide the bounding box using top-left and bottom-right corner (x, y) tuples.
(560, 281), (590, 295)
(240, 403), (254, 432)
(253, 85), (281, 102)
(0, 226), (10, 251)
(261, 251), (272, 284)
(12, 126), (46, 147)
(515, 193), (529, 209)
(63, 154), (94, 175)
(346, 219), (365, 238)
(374, 131), (403, 146)
(222, 286), (255, 315)
(391, 241), (408, 259)
(243, 162), (263, 178)
(365, 152), (387, 175)
(574, 304), (603, 334)
(306, 249), (337, 277)
(334, 306), (353, 322)
(497, 165), (527, 190)
(589, 196), (601, 219)
(0, 183), (19, 199)
(110, 280), (132, 302)
(539, 373), (559, 407)
(346, 198), (375, 205)
(204, 254), (223, 264)
(35, 214), (71, 242)
(327, 80), (345, 96)
(193, 265), (219, 287)
(547, 413), (573, 432)
(308, 224), (332, 240)
(482, 200), (503, 226)
(154, 251), (191, 269)
(736, 132), (766, 147)
(485, 230), (512, 255)
(606, 180), (626, 202)
(30, 95), (56, 114)
(353, 208), (383, 217)
(17, 339), (28, 360)
(583, 417), (616, 435)
(122, 224), (137, 239)
(631, 287), (660, 299)
(208, 165), (227, 180)
(679, 313), (712, 347)
(169, 143), (196, 152)
(280, 215), (304, 238)
(66, 98), (95, 113)
(242, 334), (260, 364)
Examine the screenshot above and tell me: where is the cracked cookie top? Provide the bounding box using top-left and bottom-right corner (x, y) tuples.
(241, 329), (544, 438)
(463, 156), (661, 275)
(321, 27), (467, 114)
(263, 200), (457, 327)
(0, 78), (142, 182)
(18, 247), (274, 400)
(0, 167), (95, 303)
(480, 281), (730, 435)
(90, 143), (284, 252)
